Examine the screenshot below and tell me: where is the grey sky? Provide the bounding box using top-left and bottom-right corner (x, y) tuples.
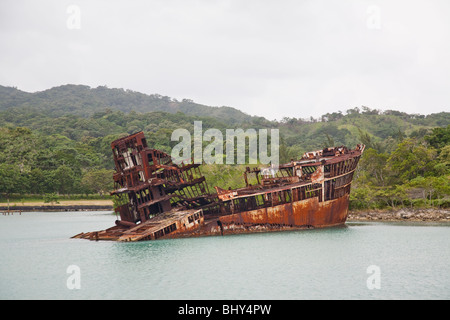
(1, 0), (449, 120)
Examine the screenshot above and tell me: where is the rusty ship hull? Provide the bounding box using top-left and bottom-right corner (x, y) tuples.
(73, 131), (364, 242)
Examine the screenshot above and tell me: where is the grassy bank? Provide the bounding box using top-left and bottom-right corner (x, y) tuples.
(0, 193), (112, 203)
(0, 199), (113, 207)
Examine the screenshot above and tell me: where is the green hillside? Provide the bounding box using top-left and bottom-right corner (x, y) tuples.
(0, 84), (254, 125)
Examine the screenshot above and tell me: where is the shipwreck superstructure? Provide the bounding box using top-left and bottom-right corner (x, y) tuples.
(73, 132), (364, 241)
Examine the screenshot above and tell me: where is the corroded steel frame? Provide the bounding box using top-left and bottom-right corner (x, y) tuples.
(73, 132), (364, 241)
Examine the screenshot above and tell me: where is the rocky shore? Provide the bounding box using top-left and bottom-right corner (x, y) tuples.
(348, 208), (450, 222)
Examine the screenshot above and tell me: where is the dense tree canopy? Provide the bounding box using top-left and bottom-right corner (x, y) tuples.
(351, 125), (450, 209)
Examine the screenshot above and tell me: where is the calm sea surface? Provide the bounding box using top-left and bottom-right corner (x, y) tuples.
(0, 211), (449, 300)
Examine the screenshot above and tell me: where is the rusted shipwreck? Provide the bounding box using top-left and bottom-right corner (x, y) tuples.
(73, 131), (364, 241)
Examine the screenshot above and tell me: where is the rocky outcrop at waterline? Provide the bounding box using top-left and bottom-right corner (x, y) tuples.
(348, 208), (450, 222)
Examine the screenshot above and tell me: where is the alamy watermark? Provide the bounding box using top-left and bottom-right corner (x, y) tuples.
(66, 4), (81, 30)
(171, 121), (279, 168)
(366, 265), (381, 290)
(366, 5), (381, 30)
(66, 265), (81, 289)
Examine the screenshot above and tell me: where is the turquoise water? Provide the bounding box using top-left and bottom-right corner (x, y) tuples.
(0, 211), (449, 300)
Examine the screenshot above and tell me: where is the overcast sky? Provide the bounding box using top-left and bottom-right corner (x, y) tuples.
(1, 0), (449, 120)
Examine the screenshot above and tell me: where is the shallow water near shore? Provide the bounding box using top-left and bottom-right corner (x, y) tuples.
(0, 211), (449, 299)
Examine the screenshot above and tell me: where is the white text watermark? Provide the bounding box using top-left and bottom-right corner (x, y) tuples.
(66, 5), (81, 30)
(366, 265), (381, 290)
(66, 265), (81, 289)
(171, 121), (279, 168)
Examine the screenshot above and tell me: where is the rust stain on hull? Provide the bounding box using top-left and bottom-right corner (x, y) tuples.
(219, 195), (349, 230)
(72, 131), (364, 241)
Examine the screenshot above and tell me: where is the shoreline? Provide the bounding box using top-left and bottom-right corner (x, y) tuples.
(0, 199), (113, 212)
(348, 208), (450, 222)
(2, 200), (449, 222)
